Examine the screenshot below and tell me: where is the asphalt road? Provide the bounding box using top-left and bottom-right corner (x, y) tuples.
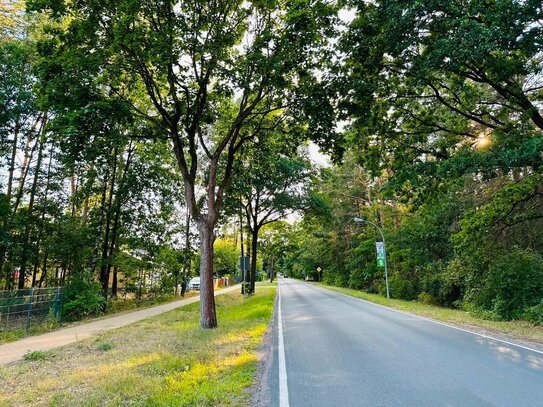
(268, 278), (543, 407)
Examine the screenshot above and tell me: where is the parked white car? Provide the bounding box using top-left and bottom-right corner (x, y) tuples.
(188, 277), (201, 290)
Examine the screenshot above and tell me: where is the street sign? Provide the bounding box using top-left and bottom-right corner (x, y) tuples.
(240, 256), (250, 272)
(376, 242), (385, 267)
(376, 242), (385, 259)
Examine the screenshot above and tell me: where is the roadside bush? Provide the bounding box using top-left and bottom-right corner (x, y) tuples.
(388, 273), (417, 300)
(472, 248), (543, 320)
(348, 263), (379, 291)
(418, 292), (434, 305)
(333, 270), (349, 288)
(63, 273), (105, 321)
(524, 301), (543, 325)
(420, 263), (464, 308)
(461, 301), (502, 321)
(348, 268), (366, 290)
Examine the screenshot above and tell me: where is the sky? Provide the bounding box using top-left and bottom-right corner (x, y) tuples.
(308, 142), (331, 168)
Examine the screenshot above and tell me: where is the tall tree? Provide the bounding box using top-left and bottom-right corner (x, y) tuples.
(30, 0), (339, 327)
(230, 128), (313, 293)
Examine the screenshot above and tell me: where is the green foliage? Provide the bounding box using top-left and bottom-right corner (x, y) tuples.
(63, 273), (105, 321)
(23, 350), (47, 361)
(453, 174), (543, 255)
(96, 341), (113, 351)
(213, 238), (239, 277)
(469, 248), (543, 320)
(524, 301), (543, 325)
(1, 0), (541, 331)
(419, 266), (464, 308)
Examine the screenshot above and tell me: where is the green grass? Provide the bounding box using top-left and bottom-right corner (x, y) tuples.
(105, 291), (199, 315)
(256, 280), (277, 287)
(0, 320), (61, 345)
(96, 341), (114, 352)
(0, 292), (200, 345)
(22, 350), (48, 361)
(0, 288), (275, 407)
(316, 283), (543, 344)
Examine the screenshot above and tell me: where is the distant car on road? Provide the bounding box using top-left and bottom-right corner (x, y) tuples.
(188, 277), (200, 290)
(304, 275), (314, 281)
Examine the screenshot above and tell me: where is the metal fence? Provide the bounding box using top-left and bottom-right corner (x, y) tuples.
(0, 287), (63, 331)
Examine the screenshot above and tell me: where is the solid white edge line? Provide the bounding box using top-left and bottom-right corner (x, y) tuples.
(309, 282), (543, 356)
(278, 280), (290, 407)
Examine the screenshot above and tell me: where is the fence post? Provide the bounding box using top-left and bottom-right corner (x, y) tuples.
(59, 288), (64, 326)
(26, 287), (34, 331)
(53, 286), (60, 319)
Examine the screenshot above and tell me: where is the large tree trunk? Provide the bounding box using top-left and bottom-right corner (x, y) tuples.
(13, 123), (40, 214)
(91, 170), (110, 275)
(112, 268), (118, 297)
(180, 210), (191, 297)
(38, 249), (48, 288)
(198, 222), (217, 329)
(32, 146), (54, 288)
(249, 227), (259, 293)
(6, 118), (20, 202)
(0, 116), (18, 273)
(105, 145), (133, 297)
(100, 149), (118, 297)
(18, 128), (46, 289)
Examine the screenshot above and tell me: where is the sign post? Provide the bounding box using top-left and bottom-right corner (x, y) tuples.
(352, 217), (390, 300)
(240, 256), (250, 302)
(376, 242), (385, 267)
(375, 241), (389, 299)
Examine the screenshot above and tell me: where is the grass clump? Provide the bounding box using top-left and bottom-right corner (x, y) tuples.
(23, 350), (47, 361)
(96, 341), (113, 351)
(0, 287), (275, 407)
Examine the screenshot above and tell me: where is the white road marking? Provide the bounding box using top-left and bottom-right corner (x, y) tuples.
(309, 282), (543, 356)
(278, 280), (290, 407)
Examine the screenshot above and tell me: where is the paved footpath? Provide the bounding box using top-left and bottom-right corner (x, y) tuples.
(0, 285), (239, 365)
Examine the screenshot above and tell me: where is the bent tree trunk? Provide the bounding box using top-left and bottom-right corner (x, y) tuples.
(198, 222), (217, 328)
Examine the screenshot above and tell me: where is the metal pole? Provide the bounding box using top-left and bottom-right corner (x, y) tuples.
(239, 195), (246, 303)
(381, 230), (390, 300)
(26, 287), (34, 331)
(352, 218), (390, 300)
(54, 286), (60, 319)
(59, 289), (64, 326)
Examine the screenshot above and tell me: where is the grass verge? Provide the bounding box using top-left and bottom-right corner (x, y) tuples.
(316, 282), (543, 345)
(104, 291), (199, 315)
(0, 320), (61, 345)
(0, 287), (276, 407)
(0, 292), (200, 345)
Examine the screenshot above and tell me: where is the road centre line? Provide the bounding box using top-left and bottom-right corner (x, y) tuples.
(307, 282), (543, 356)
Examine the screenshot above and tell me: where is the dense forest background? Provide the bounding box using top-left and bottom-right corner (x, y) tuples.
(1, 0), (543, 325)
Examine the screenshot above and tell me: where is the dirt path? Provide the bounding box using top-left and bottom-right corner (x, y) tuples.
(0, 285), (239, 365)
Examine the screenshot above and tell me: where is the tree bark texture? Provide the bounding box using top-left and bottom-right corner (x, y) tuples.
(198, 223), (217, 328)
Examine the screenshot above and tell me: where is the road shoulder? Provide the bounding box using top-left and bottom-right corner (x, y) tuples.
(248, 289), (277, 407)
